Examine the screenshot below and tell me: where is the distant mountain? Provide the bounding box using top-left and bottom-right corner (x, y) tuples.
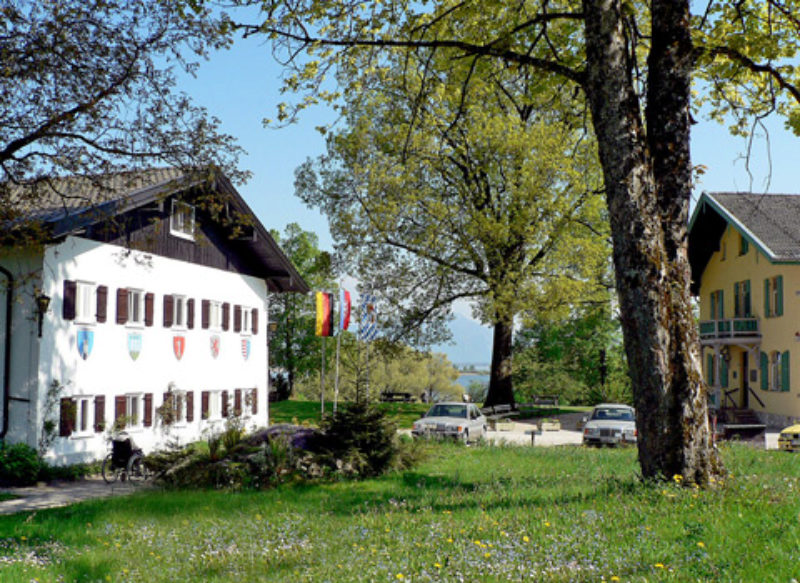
(432, 314), (493, 365)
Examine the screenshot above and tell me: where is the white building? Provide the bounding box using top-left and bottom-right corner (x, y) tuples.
(0, 168), (308, 464)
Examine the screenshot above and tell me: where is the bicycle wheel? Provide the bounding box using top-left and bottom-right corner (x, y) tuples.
(102, 453), (121, 484)
(126, 452), (149, 482)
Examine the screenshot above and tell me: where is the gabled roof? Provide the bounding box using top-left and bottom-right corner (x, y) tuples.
(689, 191), (800, 294)
(4, 167), (309, 294)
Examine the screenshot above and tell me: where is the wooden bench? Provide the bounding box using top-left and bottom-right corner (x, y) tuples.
(533, 395), (559, 407)
(379, 391), (415, 403)
(480, 403), (520, 420)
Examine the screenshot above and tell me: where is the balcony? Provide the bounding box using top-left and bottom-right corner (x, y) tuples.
(698, 318), (761, 344)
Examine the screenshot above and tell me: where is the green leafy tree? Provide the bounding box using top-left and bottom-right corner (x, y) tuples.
(294, 43), (610, 408)
(0, 0), (242, 223)
(269, 223), (336, 396)
(230, 0), (800, 483)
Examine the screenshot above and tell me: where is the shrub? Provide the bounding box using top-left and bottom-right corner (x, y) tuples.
(0, 442), (41, 486)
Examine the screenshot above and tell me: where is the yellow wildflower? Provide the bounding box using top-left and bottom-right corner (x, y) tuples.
(523, 535), (530, 543)
(697, 541), (705, 548)
(654, 563), (665, 569)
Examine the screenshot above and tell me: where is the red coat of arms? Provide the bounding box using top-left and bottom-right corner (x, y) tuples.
(210, 335), (220, 359)
(173, 335), (186, 360)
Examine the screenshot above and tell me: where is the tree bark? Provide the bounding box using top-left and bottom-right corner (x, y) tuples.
(582, 0), (719, 483)
(484, 317), (515, 407)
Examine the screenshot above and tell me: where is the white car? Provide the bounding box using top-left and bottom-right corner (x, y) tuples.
(412, 402), (487, 444)
(582, 404), (637, 446)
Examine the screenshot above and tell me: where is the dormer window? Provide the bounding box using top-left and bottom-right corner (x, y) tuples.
(170, 200), (195, 240)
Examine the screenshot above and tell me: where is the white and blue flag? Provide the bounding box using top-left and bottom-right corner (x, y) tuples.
(358, 293), (379, 341)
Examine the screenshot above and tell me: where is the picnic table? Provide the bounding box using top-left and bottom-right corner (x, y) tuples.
(379, 391), (416, 403)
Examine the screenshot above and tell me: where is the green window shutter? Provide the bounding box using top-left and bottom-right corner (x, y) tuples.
(721, 358), (729, 389)
(734, 283), (741, 317)
(764, 279), (771, 317)
(777, 276), (784, 317)
(744, 280), (751, 316)
(782, 351), (791, 392)
(719, 290), (724, 319)
(706, 353), (714, 385)
(761, 351), (769, 390)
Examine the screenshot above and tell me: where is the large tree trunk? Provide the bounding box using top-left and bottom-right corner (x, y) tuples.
(582, 0), (719, 483)
(484, 317), (515, 407)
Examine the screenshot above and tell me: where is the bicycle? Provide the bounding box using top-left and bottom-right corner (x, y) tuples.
(102, 432), (150, 484)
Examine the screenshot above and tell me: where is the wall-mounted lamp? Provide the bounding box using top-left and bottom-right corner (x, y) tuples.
(268, 321), (278, 339)
(720, 345), (731, 363)
(35, 292), (50, 337)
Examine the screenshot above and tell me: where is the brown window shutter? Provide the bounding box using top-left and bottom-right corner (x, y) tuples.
(94, 395), (105, 432)
(187, 299), (195, 329)
(96, 285), (108, 323)
(59, 397), (75, 436)
(201, 299), (210, 329)
(144, 393), (153, 427)
(63, 280), (76, 320)
(186, 391), (194, 422)
(251, 309), (259, 335)
(221, 390), (229, 418)
(222, 303), (230, 331)
(163, 295), (174, 327)
(234, 389), (242, 415)
(201, 390), (209, 419)
(144, 293), (154, 327)
(251, 388), (258, 415)
(233, 305), (242, 333)
(116, 288), (128, 324)
(115, 395), (127, 428)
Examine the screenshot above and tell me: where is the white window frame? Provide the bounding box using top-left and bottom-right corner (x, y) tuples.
(74, 396), (94, 437)
(207, 390), (223, 420)
(209, 300), (222, 331)
(172, 295), (188, 330)
(126, 393), (144, 429)
(240, 307), (252, 336)
(127, 289), (144, 327)
(74, 281), (96, 325)
(771, 351), (783, 392)
(170, 200), (195, 240)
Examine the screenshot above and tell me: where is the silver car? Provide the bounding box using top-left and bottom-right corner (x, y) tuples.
(412, 402), (487, 443)
(582, 403), (637, 446)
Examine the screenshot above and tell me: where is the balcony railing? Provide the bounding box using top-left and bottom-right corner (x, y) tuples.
(699, 318), (760, 341)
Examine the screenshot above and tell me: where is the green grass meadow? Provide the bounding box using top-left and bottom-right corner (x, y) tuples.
(1, 443), (799, 582)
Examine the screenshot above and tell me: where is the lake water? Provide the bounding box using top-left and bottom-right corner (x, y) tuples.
(456, 374), (490, 389)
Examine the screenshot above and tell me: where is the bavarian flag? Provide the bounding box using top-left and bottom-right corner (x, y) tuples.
(315, 291), (333, 337)
(339, 288), (351, 331)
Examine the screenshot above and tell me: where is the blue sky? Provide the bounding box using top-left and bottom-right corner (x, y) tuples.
(176, 32), (800, 365)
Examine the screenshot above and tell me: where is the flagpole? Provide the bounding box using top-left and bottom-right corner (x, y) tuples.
(321, 336), (326, 415)
(334, 329), (341, 414)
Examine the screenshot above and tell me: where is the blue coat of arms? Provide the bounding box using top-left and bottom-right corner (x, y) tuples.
(241, 338), (251, 361)
(77, 328), (94, 360)
(128, 332), (142, 361)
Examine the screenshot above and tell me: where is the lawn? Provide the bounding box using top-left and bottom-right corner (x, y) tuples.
(0, 443), (798, 581)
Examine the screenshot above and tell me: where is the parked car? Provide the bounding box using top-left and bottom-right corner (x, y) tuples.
(412, 402), (487, 443)
(778, 423), (800, 452)
(582, 404), (637, 446)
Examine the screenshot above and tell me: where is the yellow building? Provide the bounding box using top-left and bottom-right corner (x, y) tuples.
(690, 192), (800, 428)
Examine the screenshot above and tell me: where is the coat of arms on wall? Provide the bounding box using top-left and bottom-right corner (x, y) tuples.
(173, 335), (186, 360)
(241, 338), (251, 361)
(127, 332), (142, 361)
(77, 328), (94, 360)
(210, 335), (220, 359)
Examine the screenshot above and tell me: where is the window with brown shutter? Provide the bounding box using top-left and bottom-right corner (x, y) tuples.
(186, 391), (194, 422)
(187, 299), (195, 329)
(144, 293), (154, 327)
(251, 309), (259, 335)
(201, 390), (210, 419)
(234, 389), (242, 416)
(59, 397), (76, 436)
(144, 393), (153, 427)
(233, 305), (242, 333)
(115, 395), (127, 428)
(222, 302), (230, 331)
(96, 285), (108, 323)
(116, 288), (128, 324)
(63, 280), (77, 320)
(251, 388), (258, 414)
(163, 295), (174, 327)
(221, 390), (229, 417)
(94, 395), (105, 432)
(201, 299), (210, 329)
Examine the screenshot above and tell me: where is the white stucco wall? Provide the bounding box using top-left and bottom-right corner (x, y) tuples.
(37, 236), (270, 464)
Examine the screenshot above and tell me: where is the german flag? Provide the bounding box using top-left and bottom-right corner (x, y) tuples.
(315, 292), (333, 337)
